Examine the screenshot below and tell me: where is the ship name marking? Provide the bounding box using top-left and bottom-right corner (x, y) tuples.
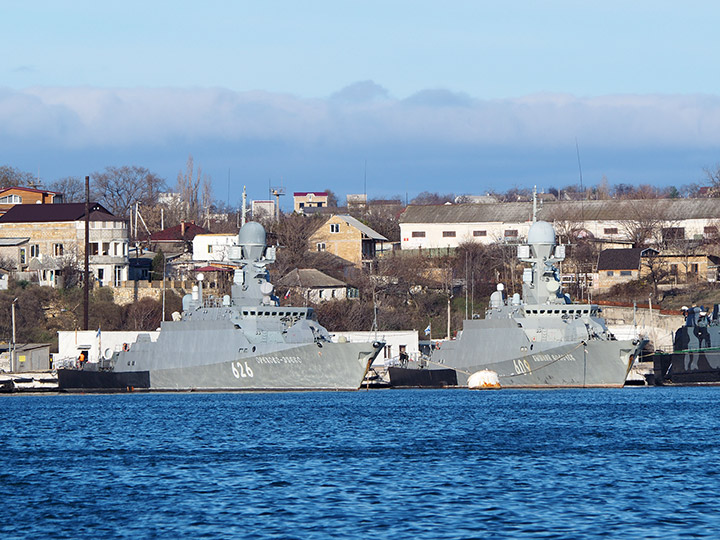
(254, 356), (303, 365)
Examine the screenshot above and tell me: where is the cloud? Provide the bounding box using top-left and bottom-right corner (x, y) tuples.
(2, 83), (720, 159)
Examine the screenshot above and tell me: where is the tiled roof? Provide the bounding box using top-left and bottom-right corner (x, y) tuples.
(399, 199), (720, 224)
(597, 249), (643, 271)
(277, 268), (346, 288)
(150, 222), (209, 241)
(0, 202), (118, 223)
(0, 186), (60, 196)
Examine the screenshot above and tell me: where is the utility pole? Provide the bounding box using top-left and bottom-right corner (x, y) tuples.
(83, 175), (90, 331)
(11, 297), (17, 373)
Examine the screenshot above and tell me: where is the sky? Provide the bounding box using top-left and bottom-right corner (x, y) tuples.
(3, 1), (720, 208)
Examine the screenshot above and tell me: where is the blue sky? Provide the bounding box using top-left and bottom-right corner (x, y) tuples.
(3, 1), (720, 207)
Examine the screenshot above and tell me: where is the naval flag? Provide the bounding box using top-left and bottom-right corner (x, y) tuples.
(424, 324), (431, 335)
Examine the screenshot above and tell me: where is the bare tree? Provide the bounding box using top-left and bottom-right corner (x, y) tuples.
(0, 165), (34, 188)
(49, 176), (84, 202)
(91, 165), (166, 218)
(618, 199), (672, 247)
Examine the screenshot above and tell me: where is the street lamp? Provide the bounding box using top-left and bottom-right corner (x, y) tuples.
(11, 297), (17, 373)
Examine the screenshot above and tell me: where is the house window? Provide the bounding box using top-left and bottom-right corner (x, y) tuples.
(317, 243), (326, 252)
(102, 242), (110, 256)
(662, 227), (685, 241)
(607, 271), (614, 276)
(704, 226), (718, 236)
(207, 245), (213, 253)
(30, 245), (40, 257)
(0, 194), (22, 204)
(604, 227), (618, 235)
(412, 231), (426, 238)
(504, 230), (519, 237)
(319, 289), (324, 298)
(442, 231), (456, 237)
(330, 224), (340, 233)
(473, 230), (487, 237)
(53, 243), (63, 257)
(690, 263), (699, 274)
(299, 202), (305, 208)
(670, 264), (678, 275)
(89, 244), (99, 256)
(620, 271), (632, 276)
(19, 247), (26, 265)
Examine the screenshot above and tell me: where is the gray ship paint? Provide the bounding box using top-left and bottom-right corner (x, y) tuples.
(59, 222), (383, 392)
(398, 217), (647, 388)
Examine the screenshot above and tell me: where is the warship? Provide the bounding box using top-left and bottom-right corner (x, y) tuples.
(653, 305), (720, 384)
(58, 221), (383, 392)
(390, 219), (647, 388)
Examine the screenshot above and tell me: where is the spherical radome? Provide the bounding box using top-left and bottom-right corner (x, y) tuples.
(238, 221), (266, 245)
(527, 220), (555, 245)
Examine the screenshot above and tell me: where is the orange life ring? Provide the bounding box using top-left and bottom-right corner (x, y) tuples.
(122, 343), (129, 352)
(436, 341), (441, 349)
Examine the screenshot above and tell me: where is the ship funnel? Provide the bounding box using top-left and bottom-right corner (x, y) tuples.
(238, 221), (266, 260)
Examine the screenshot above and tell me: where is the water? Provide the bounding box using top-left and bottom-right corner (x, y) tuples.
(2, 388), (720, 539)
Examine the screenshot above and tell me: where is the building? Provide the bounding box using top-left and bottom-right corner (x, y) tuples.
(192, 233), (238, 263)
(0, 202), (129, 287)
(293, 191), (328, 213)
(399, 199), (720, 250)
(595, 247), (720, 292)
(0, 186), (61, 216)
(308, 214), (387, 269)
(252, 200), (276, 220)
(147, 221), (209, 254)
(277, 268), (351, 303)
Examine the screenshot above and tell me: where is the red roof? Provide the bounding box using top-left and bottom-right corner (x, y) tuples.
(0, 202), (119, 223)
(0, 186), (60, 196)
(194, 265), (233, 272)
(149, 222), (209, 241)
(293, 192), (327, 197)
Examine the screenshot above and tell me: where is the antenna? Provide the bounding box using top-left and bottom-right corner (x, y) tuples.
(270, 184), (285, 221)
(575, 137), (585, 224)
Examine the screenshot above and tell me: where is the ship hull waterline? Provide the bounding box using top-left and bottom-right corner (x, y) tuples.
(58, 341), (381, 393)
(389, 339), (642, 389)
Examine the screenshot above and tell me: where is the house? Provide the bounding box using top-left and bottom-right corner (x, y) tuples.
(399, 199), (720, 250)
(308, 214), (388, 269)
(147, 221), (209, 254)
(595, 247), (720, 292)
(0, 186), (61, 216)
(277, 268), (351, 303)
(294, 191), (328, 213)
(0, 202), (129, 287)
(252, 200), (276, 220)
(192, 233), (238, 263)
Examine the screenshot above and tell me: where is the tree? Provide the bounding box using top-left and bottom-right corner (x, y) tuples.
(324, 189), (339, 207)
(411, 191), (455, 205)
(91, 165), (166, 218)
(0, 165), (34, 188)
(49, 176), (85, 202)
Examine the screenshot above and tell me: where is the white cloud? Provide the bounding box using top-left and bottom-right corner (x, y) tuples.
(1, 84), (720, 152)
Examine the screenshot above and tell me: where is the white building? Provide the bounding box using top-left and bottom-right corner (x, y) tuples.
(192, 233), (238, 263)
(399, 199), (720, 250)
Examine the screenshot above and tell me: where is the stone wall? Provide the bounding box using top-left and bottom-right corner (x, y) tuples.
(111, 280), (193, 305)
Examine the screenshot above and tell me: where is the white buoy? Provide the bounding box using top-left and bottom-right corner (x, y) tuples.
(468, 370), (501, 389)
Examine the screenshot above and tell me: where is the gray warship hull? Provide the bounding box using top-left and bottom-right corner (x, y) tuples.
(428, 320), (641, 387)
(58, 320), (381, 392)
(58, 220), (383, 393)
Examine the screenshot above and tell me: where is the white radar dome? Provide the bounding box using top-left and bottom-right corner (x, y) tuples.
(527, 220), (556, 245)
(238, 221), (266, 246)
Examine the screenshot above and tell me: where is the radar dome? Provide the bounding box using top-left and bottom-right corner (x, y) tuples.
(527, 220), (555, 245)
(238, 221), (266, 246)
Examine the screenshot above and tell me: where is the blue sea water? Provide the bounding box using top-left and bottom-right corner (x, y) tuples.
(1, 388), (720, 539)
